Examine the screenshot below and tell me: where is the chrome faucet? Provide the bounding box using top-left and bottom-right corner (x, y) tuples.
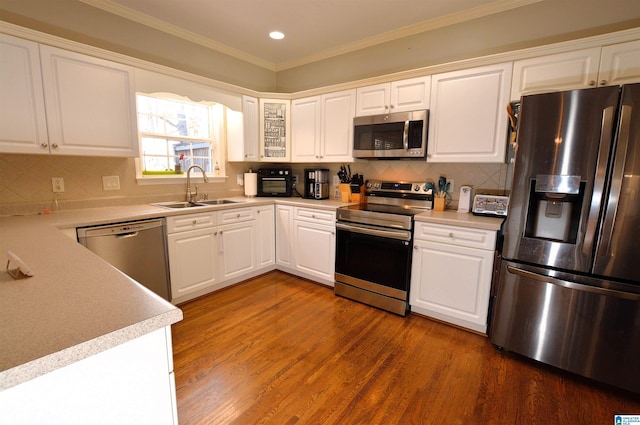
(186, 165), (209, 203)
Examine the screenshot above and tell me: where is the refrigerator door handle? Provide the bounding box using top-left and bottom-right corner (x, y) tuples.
(582, 106), (616, 257)
(595, 104), (632, 257)
(506, 265), (640, 301)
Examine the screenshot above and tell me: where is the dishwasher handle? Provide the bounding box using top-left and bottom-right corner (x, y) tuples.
(116, 231), (139, 239)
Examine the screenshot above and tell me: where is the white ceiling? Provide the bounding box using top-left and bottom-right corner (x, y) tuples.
(80, 0), (543, 70)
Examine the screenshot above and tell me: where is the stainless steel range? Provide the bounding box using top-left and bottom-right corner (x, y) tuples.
(334, 180), (434, 316)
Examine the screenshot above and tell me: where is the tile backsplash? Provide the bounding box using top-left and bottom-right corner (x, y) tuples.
(0, 154), (509, 216)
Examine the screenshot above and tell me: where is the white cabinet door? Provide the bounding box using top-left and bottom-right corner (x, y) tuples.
(510, 47), (601, 100)
(428, 63), (512, 163)
(410, 239), (494, 333)
(355, 76), (430, 116)
(291, 96), (321, 162)
(320, 89), (355, 162)
(355, 83), (389, 116)
(275, 205), (294, 268)
(256, 205), (275, 269)
(259, 98), (290, 162)
(0, 33), (48, 154)
(293, 220), (335, 283)
(167, 227), (218, 302)
(218, 221), (257, 280)
(599, 39), (640, 86)
(39, 45), (139, 157)
(390, 76), (431, 113)
(227, 95), (260, 162)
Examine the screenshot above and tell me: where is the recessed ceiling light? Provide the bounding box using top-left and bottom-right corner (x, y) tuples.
(269, 31), (285, 40)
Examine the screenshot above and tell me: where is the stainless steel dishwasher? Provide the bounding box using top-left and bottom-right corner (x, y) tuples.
(77, 218), (171, 301)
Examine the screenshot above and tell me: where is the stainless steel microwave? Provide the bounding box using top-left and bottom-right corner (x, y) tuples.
(353, 110), (428, 159)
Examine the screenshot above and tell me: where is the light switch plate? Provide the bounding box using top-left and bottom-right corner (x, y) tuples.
(102, 175), (120, 191)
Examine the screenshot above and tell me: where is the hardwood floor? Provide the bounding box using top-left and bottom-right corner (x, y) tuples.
(171, 271), (640, 425)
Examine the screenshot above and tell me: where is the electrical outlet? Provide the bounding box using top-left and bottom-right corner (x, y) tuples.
(293, 175), (299, 185)
(237, 174), (244, 186)
(102, 175), (120, 191)
(51, 177), (65, 193)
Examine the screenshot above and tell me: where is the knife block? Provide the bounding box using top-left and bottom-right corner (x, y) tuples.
(349, 186), (365, 204)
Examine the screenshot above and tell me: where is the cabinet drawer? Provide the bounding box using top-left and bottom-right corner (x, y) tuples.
(414, 222), (496, 251)
(166, 212), (216, 233)
(217, 207), (255, 224)
(293, 207), (336, 224)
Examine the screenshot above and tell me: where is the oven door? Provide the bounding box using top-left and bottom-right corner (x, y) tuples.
(335, 221), (413, 297)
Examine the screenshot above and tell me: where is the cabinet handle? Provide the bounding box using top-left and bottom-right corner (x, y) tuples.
(414, 245), (418, 250)
(51, 143), (58, 149)
(236, 214), (240, 218)
(600, 80), (607, 86)
(589, 80), (596, 86)
(449, 232), (454, 238)
(192, 220), (197, 225)
(427, 153), (432, 158)
(389, 104), (395, 109)
(40, 143), (48, 149)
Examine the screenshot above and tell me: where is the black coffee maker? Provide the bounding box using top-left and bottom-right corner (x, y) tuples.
(304, 169), (330, 199)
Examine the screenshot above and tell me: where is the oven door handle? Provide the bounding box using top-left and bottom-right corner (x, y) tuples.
(336, 222), (411, 241)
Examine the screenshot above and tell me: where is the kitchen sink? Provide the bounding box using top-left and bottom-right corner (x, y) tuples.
(196, 199), (243, 205)
(153, 199), (244, 209)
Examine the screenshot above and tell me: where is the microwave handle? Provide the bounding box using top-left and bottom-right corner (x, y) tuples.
(403, 120), (409, 150)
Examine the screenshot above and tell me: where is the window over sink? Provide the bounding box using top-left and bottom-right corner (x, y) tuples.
(135, 93), (225, 182)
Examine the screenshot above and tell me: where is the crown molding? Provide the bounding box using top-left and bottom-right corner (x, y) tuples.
(274, 0), (544, 71)
(78, 0), (277, 71)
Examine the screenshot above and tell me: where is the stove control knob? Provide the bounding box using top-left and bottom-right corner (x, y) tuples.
(413, 184), (420, 192)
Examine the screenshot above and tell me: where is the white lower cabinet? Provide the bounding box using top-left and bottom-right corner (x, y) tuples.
(275, 204), (294, 268)
(0, 327), (178, 425)
(256, 205), (276, 269)
(218, 220), (257, 281)
(410, 222), (497, 333)
(167, 206), (276, 304)
(167, 213), (219, 304)
(292, 207), (336, 285)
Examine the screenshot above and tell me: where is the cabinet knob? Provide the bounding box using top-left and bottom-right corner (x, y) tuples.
(589, 80), (596, 86)
(389, 104), (395, 109)
(236, 214), (240, 218)
(192, 220), (197, 225)
(600, 80), (607, 86)
(51, 143), (58, 149)
(40, 143), (48, 149)
(427, 153), (432, 158)
(414, 245), (418, 250)
(449, 232), (454, 238)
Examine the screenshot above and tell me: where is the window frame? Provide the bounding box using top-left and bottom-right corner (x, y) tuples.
(134, 92), (227, 185)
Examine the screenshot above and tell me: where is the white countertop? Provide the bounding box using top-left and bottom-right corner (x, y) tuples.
(0, 196), (502, 391)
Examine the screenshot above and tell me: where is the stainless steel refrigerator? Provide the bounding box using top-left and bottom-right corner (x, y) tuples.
(489, 84), (640, 394)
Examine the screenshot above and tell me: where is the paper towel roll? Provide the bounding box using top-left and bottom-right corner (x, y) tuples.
(244, 172), (257, 197)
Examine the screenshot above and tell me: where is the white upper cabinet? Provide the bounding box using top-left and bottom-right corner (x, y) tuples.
(259, 98), (291, 162)
(355, 76), (430, 116)
(39, 45), (139, 157)
(0, 33), (48, 154)
(428, 62), (512, 163)
(228, 95), (260, 162)
(511, 47), (601, 100)
(291, 96), (321, 162)
(598, 39), (640, 86)
(511, 40), (640, 100)
(291, 89), (355, 163)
